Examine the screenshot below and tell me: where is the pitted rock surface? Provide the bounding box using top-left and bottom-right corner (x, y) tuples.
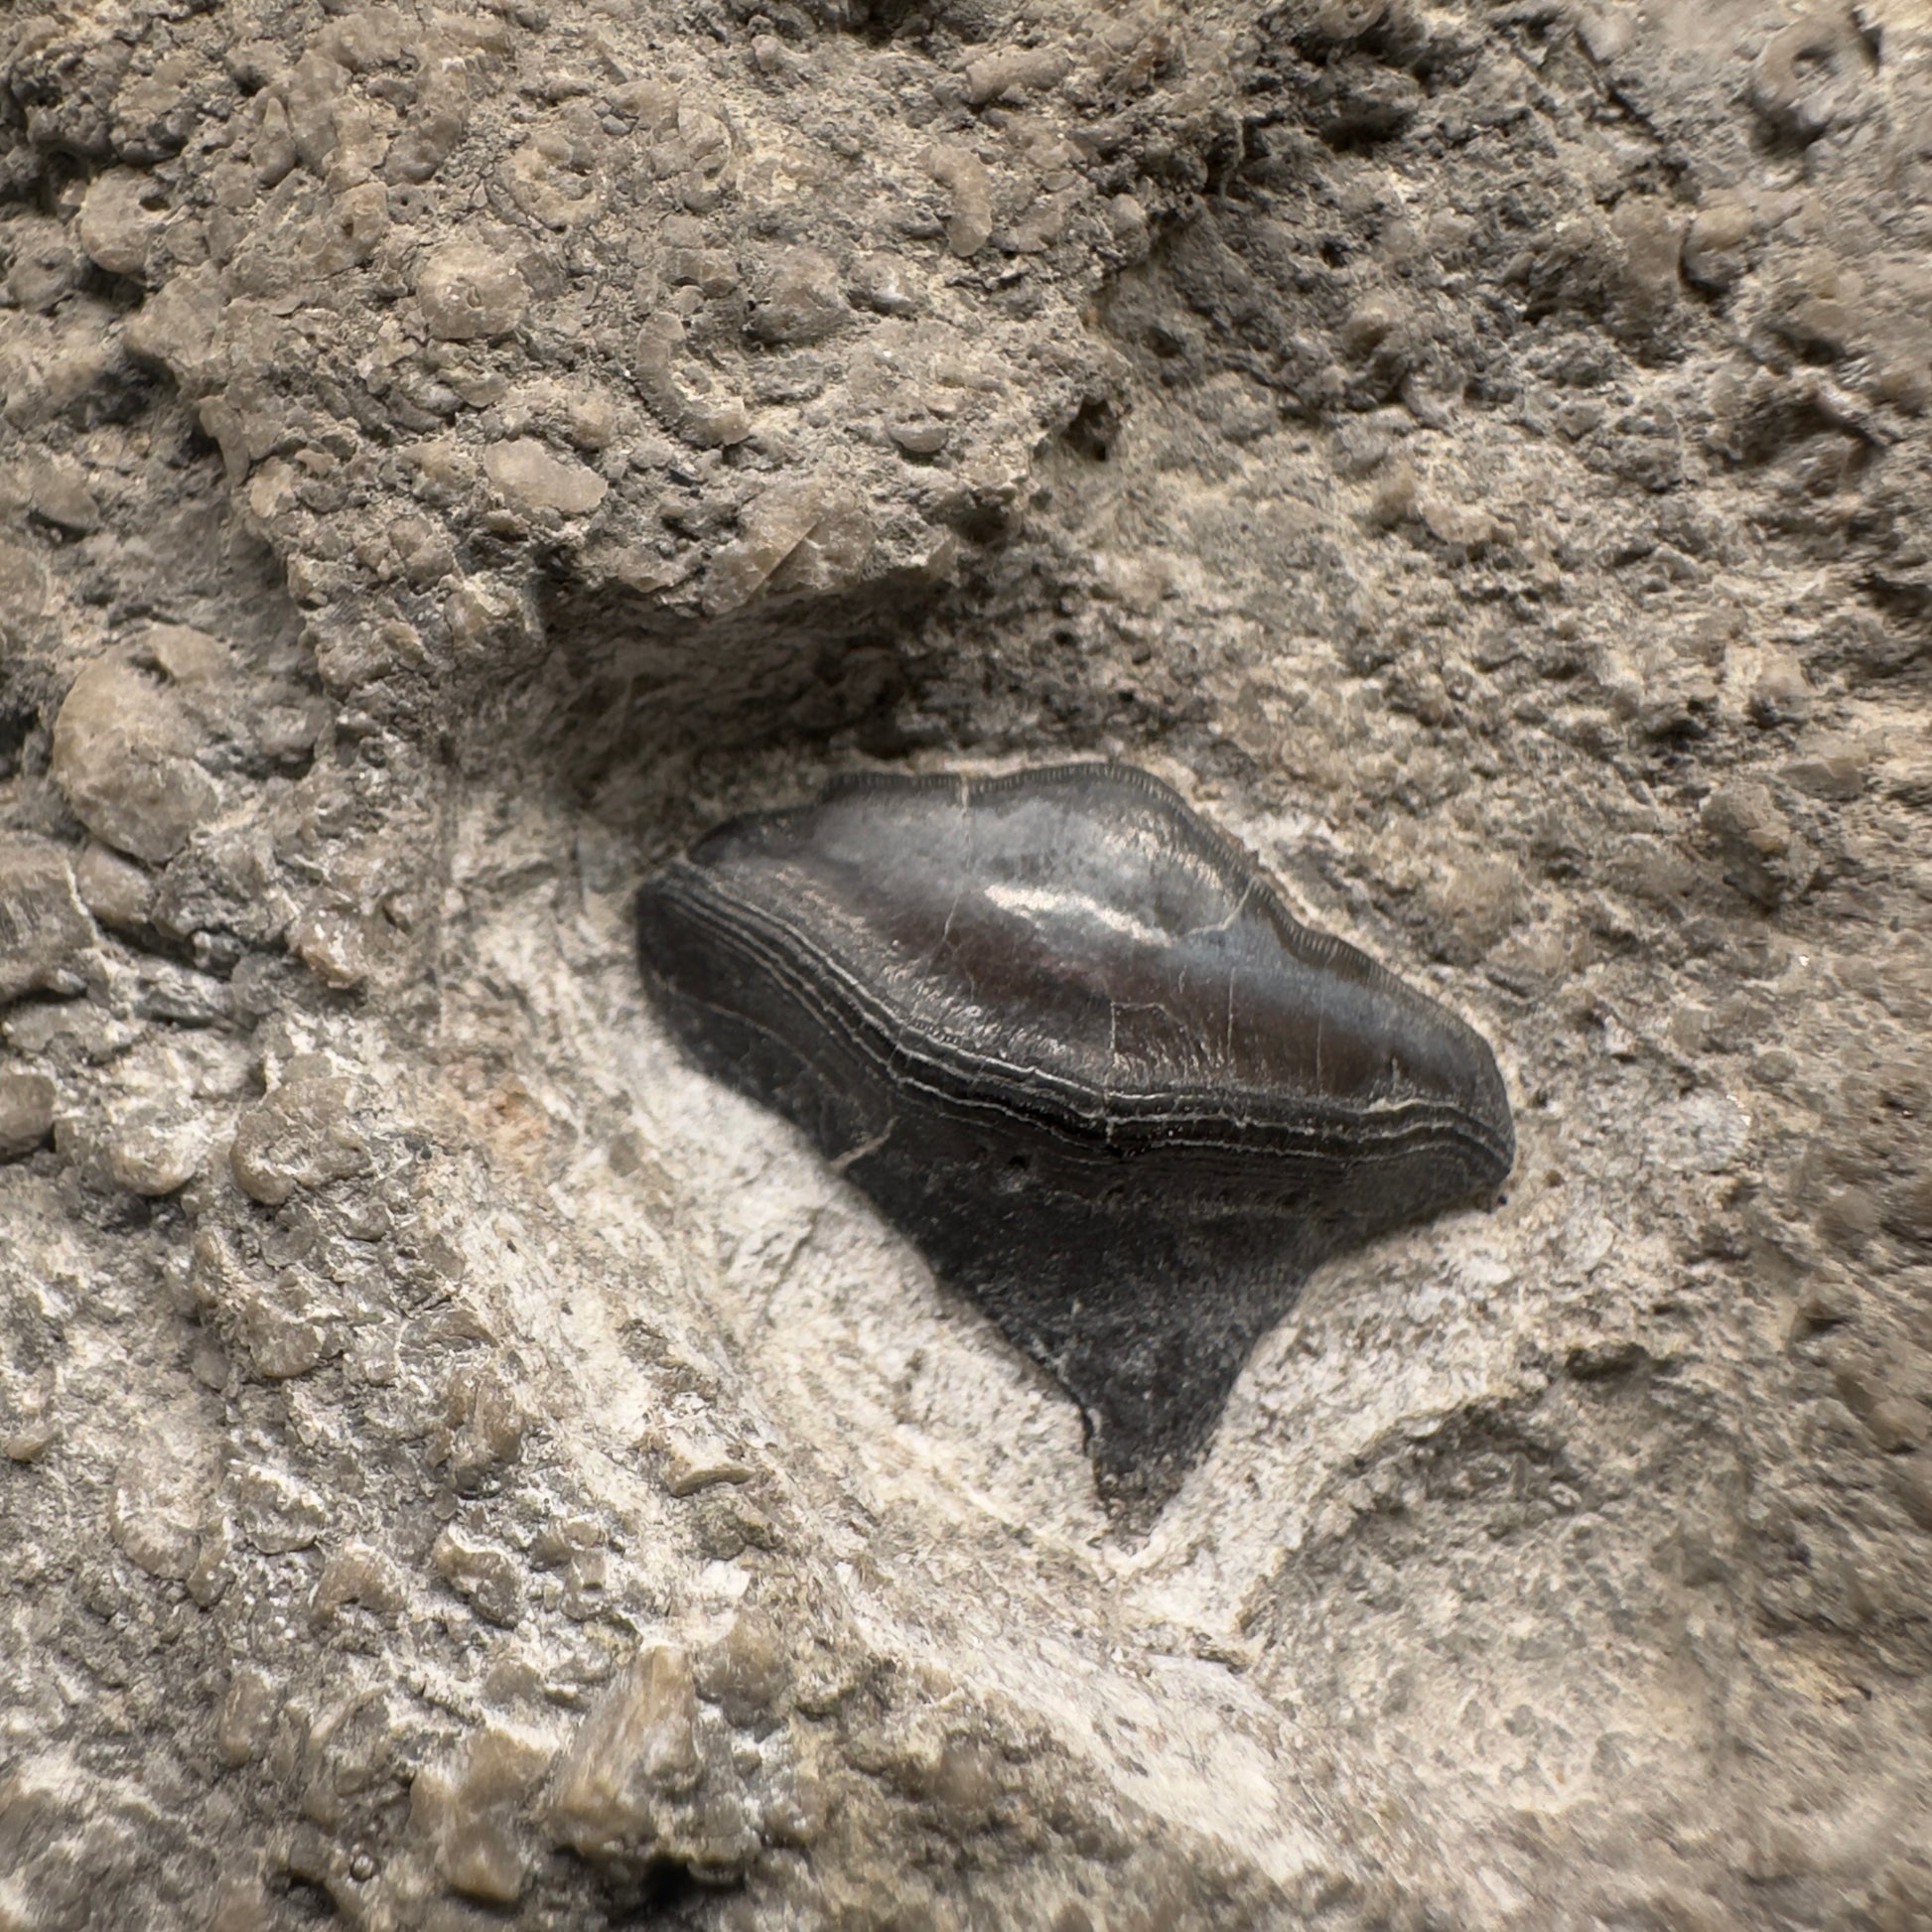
(4, 0), (1932, 1927)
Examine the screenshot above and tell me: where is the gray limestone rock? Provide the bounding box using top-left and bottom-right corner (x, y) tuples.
(0, 1070), (57, 1158)
(3, 0), (1932, 1925)
(0, 836), (95, 1003)
(50, 656), (220, 865)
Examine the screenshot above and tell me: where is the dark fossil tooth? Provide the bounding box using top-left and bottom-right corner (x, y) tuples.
(635, 764), (1513, 1520)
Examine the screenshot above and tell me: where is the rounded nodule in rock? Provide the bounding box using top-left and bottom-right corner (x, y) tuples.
(482, 437), (608, 518)
(416, 240), (530, 342)
(108, 1099), (208, 1196)
(229, 1070), (373, 1206)
(0, 1071), (57, 1159)
(0, 838), (96, 1004)
(51, 657), (217, 866)
(76, 167), (169, 278)
(746, 246), (848, 346)
(636, 763), (1514, 1518)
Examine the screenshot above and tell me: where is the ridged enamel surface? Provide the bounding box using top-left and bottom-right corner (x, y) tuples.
(636, 764), (1513, 1518)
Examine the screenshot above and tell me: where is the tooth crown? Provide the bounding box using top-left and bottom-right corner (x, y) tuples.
(637, 763), (1514, 1521)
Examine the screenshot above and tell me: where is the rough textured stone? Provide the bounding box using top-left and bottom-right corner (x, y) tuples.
(0, 1071), (57, 1158)
(75, 165), (169, 277)
(4, 0), (1932, 1924)
(106, 1096), (208, 1195)
(73, 841), (156, 930)
(228, 1066), (371, 1206)
(0, 838), (95, 1003)
(547, 1645), (704, 1859)
(416, 239), (531, 342)
(50, 658), (219, 865)
(482, 438), (609, 519)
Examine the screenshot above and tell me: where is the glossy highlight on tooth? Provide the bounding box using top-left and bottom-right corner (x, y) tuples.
(635, 763), (1514, 1521)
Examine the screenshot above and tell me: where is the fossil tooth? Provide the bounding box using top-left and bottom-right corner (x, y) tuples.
(636, 764), (1514, 1520)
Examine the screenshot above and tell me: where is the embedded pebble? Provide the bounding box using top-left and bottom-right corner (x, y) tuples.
(3, 1382), (59, 1464)
(547, 1645), (702, 1860)
(1572, 4), (1634, 60)
(108, 1412), (215, 1581)
(416, 239), (530, 341)
(1701, 782), (1805, 908)
(111, 49), (205, 163)
(0, 301), (127, 430)
(850, 254), (921, 317)
(1607, 198), (1683, 336)
(1888, 1461), (1932, 1534)
(694, 1613), (787, 1725)
(1887, 1173), (1932, 1246)
(76, 167), (169, 277)
(1748, 649), (1811, 725)
(281, 48), (350, 174)
(51, 657), (219, 865)
(888, 418), (950, 457)
(1817, 1184), (1882, 1251)
(383, 29), (472, 185)
(142, 621), (231, 685)
(702, 480), (830, 616)
(313, 1543), (408, 1621)
(483, 438), (609, 518)
(924, 143), (994, 257)
(121, 263), (230, 396)
(431, 1528), (523, 1625)
(17, 451), (101, 532)
(747, 246), (848, 347)
(307, 182), (389, 276)
(213, 1666), (278, 1768)
(1838, 1370), (1930, 1452)
(242, 1286), (334, 1381)
(412, 1726), (556, 1906)
(1750, 5), (1876, 144)
(438, 1366), (526, 1490)
(1682, 195), (1755, 293)
(189, 1230), (333, 1379)
(1421, 857), (1528, 966)
(700, 478), (876, 617)
(1420, 492), (1498, 549)
(1783, 739), (1867, 801)
(663, 1429), (754, 1497)
(1369, 460), (1419, 526)
(106, 1097), (209, 1196)
(2, 218), (80, 312)
(288, 902), (375, 989)
(0, 1071), (57, 1158)
(228, 1066), (373, 1205)
(961, 45), (1069, 106)
(0, 838), (96, 1004)
(232, 1462), (330, 1555)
